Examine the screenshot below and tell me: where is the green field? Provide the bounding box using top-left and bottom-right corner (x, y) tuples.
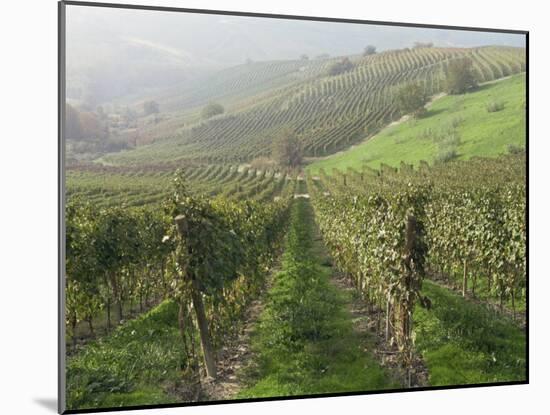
(307, 74), (526, 174)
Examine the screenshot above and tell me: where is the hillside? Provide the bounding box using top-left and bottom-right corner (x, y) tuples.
(112, 58), (333, 146)
(307, 73), (526, 174)
(98, 46), (525, 166)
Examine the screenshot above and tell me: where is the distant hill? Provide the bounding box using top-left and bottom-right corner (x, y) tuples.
(66, 6), (526, 106)
(99, 46), (525, 166)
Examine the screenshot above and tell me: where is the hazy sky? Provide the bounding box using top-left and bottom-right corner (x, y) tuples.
(65, 4), (526, 105)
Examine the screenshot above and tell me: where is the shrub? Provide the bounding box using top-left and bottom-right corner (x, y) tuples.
(201, 102), (224, 119)
(450, 116), (464, 129)
(445, 58), (478, 95)
(363, 45), (376, 56)
(396, 83), (428, 118)
(434, 132), (461, 164)
(486, 101), (505, 113)
(507, 144), (525, 154)
(435, 149), (458, 164)
(327, 58), (354, 76)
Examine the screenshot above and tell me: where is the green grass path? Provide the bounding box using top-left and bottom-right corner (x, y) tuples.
(237, 198), (395, 398)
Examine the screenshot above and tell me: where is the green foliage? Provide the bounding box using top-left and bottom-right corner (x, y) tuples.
(201, 102), (224, 119)
(310, 152), (526, 313)
(66, 163), (296, 208)
(271, 129), (303, 168)
(507, 144), (525, 155)
(396, 83), (428, 118)
(433, 130), (461, 164)
(66, 301), (181, 409)
(66, 171), (291, 409)
(311, 181), (430, 362)
(446, 57), (478, 94)
(308, 152), (526, 385)
(425, 180), (526, 310)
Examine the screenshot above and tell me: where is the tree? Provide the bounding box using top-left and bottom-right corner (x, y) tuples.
(445, 58), (478, 94)
(363, 45), (377, 56)
(65, 103), (82, 140)
(327, 57), (354, 76)
(143, 100), (159, 116)
(271, 129), (303, 168)
(201, 102), (224, 120)
(396, 83), (428, 118)
(79, 111), (103, 140)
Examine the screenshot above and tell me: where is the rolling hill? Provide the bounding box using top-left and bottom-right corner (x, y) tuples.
(99, 46), (525, 166)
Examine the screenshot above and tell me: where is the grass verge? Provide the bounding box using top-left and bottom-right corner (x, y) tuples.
(414, 280), (526, 386)
(66, 300), (181, 410)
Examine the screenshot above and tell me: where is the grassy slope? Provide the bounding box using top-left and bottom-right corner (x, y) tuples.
(414, 281), (526, 386)
(307, 74), (526, 174)
(66, 301), (181, 410)
(238, 198), (394, 398)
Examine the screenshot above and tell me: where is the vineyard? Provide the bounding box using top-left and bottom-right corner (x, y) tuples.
(100, 46), (525, 166)
(67, 163), (297, 208)
(66, 155), (526, 410)
(65, 42), (527, 412)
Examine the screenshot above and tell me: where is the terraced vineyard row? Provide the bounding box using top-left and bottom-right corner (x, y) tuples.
(307, 153), (526, 382)
(67, 163), (297, 208)
(103, 46), (525, 166)
(66, 176), (292, 407)
(309, 153), (526, 317)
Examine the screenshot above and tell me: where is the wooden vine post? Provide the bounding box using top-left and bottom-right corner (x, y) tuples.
(175, 214), (217, 379)
(400, 214), (420, 387)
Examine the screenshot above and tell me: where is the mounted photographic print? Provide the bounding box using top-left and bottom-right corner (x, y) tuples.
(59, 1), (528, 413)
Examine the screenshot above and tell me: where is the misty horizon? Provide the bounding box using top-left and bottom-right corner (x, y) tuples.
(66, 5), (525, 107)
